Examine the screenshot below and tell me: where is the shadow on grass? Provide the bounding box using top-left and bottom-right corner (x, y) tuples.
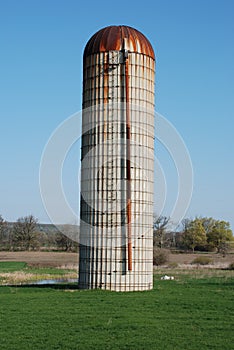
(5, 282), (79, 290)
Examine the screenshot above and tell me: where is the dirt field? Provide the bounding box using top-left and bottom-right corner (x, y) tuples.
(0, 250), (233, 268)
(168, 251), (234, 266)
(0, 251), (78, 267)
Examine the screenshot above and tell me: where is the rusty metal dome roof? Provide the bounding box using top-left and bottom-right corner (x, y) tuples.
(84, 25), (155, 59)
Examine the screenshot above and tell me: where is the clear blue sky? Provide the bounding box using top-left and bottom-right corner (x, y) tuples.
(0, 0), (233, 229)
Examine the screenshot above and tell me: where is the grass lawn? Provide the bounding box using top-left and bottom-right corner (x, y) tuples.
(0, 266), (233, 350)
(0, 261), (27, 272)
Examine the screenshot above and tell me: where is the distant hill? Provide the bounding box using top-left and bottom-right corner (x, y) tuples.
(5, 222), (80, 243)
(37, 223), (80, 242)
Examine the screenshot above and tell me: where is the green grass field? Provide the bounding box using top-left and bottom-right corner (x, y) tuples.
(0, 261), (28, 272)
(0, 263), (233, 349)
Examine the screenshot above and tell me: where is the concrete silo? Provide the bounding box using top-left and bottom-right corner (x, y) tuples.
(79, 25), (155, 291)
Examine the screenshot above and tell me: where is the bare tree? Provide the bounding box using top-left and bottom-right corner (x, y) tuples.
(0, 215), (8, 249)
(12, 215), (39, 250)
(55, 232), (78, 252)
(153, 215), (171, 248)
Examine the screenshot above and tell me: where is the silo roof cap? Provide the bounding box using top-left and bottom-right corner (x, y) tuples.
(84, 25), (155, 60)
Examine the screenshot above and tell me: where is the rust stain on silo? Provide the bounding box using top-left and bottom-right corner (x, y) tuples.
(84, 26), (155, 60)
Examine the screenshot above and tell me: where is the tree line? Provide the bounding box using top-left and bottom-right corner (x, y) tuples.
(154, 215), (233, 255)
(0, 214), (233, 254)
(0, 215), (78, 252)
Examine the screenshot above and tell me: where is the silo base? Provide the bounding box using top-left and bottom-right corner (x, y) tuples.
(78, 284), (153, 292)
(78, 275), (153, 292)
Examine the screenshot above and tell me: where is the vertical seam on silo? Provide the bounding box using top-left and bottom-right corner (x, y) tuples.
(98, 53), (103, 289)
(125, 53), (132, 272)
